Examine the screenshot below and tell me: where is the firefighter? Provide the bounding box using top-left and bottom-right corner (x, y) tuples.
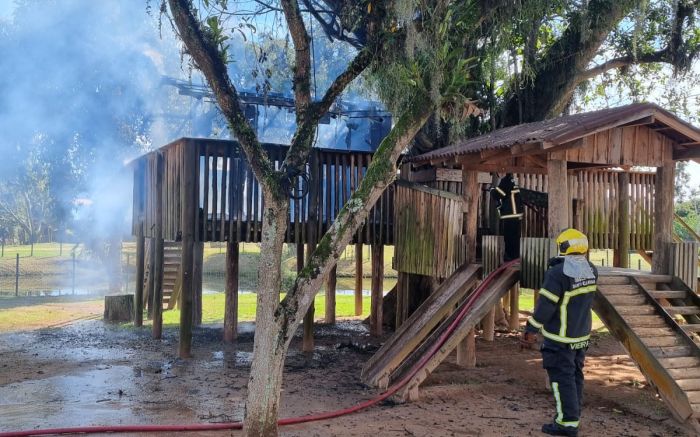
(520, 228), (598, 437)
(490, 173), (523, 260)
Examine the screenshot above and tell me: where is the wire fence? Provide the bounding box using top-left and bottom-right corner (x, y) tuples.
(0, 242), (394, 298)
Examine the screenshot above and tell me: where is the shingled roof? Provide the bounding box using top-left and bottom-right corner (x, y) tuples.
(410, 103), (700, 164)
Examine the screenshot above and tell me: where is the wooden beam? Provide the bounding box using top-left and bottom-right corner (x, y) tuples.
(652, 161), (674, 274)
(152, 153), (164, 339)
(479, 148), (512, 163)
(223, 240), (239, 343)
(509, 141), (545, 156)
(435, 168), (462, 182)
(673, 147), (700, 161)
(192, 242), (204, 326)
(370, 243), (384, 337)
(620, 116), (655, 127)
(461, 163), (548, 174)
(146, 238), (155, 320)
(303, 242), (315, 352)
(134, 229), (145, 327)
(509, 283), (520, 331)
(354, 243), (363, 316)
(179, 141), (197, 358)
(617, 172), (630, 269)
(456, 168), (479, 367)
(325, 265), (337, 324)
(547, 157), (569, 236)
(523, 154), (547, 168)
(407, 167), (436, 183)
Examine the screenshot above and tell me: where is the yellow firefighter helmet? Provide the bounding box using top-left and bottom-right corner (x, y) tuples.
(556, 228), (589, 256)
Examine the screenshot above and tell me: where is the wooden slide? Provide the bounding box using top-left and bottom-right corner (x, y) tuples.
(594, 270), (700, 430)
(361, 263), (520, 401)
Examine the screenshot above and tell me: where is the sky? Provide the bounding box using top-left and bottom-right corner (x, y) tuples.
(1, 0), (698, 188)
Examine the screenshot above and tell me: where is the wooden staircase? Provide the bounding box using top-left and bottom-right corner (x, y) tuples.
(141, 242), (182, 311)
(594, 273), (700, 430)
(162, 242), (182, 310)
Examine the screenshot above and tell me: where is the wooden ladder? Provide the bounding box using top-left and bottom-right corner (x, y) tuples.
(162, 242), (182, 310)
(595, 274), (700, 431)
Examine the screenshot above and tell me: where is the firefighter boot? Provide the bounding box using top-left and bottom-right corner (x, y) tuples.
(541, 422), (578, 436)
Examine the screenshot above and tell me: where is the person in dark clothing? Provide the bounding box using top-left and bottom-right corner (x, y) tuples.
(490, 174), (523, 260)
(520, 228), (598, 437)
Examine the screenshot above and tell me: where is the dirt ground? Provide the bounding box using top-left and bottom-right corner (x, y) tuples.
(0, 319), (696, 437)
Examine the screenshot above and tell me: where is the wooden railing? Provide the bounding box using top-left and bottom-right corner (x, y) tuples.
(393, 181), (464, 278)
(132, 138), (394, 245)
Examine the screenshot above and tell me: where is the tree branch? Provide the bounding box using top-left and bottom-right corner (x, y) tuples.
(274, 90), (436, 345)
(280, 0), (313, 118)
(282, 1), (386, 172)
(167, 0), (277, 194)
(576, 49), (668, 83)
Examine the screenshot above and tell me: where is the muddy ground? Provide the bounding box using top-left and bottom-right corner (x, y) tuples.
(0, 319), (695, 436)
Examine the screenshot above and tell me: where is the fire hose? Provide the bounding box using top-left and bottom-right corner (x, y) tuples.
(0, 259), (519, 437)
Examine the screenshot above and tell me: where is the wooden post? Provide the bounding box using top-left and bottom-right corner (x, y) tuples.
(652, 161), (674, 274)
(302, 242), (315, 352)
(456, 168), (479, 367)
(354, 243), (363, 316)
(223, 241), (239, 343)
(14, 253), (19, 296)
(179, 142), (197, 358)
(146, 238), (155, 320)
(370, 243), (384, 337)
(193, 241), (204, 326)
(488, 173), (500, 234)
(395, 272), (410, 328)
(325, 265), (337, 324)
(134, 231), (145, 327)
(547, 157), (569, 237)
(482, 307), (495, 341)
(617, 172), (630, 268)
(303, 151), (319, 352)
(152, 153), (164, 339)
(509, 283), (520, 330)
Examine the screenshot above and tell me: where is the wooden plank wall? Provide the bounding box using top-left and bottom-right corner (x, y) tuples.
(482, 235), (505, 275)
(393, 181), (464, 278)
(519, 237), (557, 289)
(133, 139), (393, 245)
(515, 171), (655, 251)
(400, 166), (657, 251)
(669, 242), (699, 291)
(132, 141), (187, 242)
(565, 126), (673, 167)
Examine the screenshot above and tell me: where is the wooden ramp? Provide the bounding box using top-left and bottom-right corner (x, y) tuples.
(362, 263), (520, 401)
(594, 271), (700, 429)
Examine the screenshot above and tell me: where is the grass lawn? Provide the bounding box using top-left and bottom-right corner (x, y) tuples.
(161, 293), (371, 326)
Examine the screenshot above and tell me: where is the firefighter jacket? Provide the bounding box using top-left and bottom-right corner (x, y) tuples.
(526, 257), (598, 347)
(491, 175), (523, 220)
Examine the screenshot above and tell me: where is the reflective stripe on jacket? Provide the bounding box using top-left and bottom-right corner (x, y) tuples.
(526, 257), (598, 344)
(491, 177), (523, 219)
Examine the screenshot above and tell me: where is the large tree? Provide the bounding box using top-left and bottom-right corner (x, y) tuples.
(162, 0), (700, 436)
(165, 0), (480, 435)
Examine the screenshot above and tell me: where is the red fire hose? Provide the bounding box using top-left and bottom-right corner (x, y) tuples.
(0, 259), (518, 437)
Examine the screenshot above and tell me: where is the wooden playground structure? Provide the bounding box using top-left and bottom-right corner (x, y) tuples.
(129, 103), (700, 428)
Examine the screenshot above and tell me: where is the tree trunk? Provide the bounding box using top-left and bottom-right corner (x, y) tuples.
(104, 295), (134, 322)
(243, 99), (434, 436)
(243, 200), (289, 437)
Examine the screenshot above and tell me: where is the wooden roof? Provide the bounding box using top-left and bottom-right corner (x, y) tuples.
(410, 103), (700, 165)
